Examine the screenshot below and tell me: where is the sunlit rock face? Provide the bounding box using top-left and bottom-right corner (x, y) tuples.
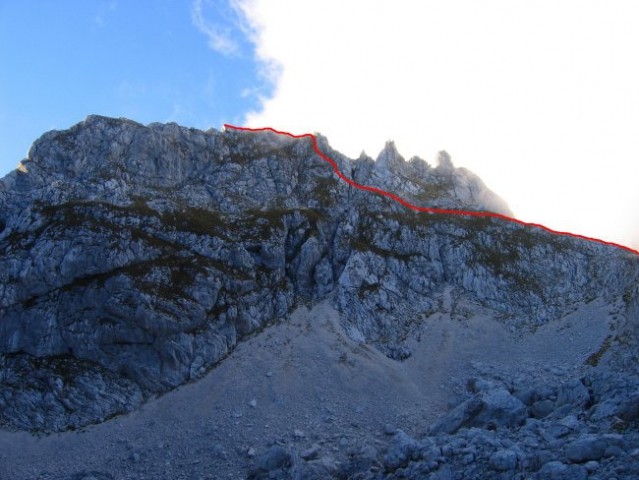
(0, 115), (637, 432)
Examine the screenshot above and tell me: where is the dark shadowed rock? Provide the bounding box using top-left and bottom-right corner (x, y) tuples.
(489, 449), (518, 471)
(259, 446), (291, 470)
(430, 386), (526, 434)
(531, 399), (556, 419)
(538, 461), (587, 480)
(383, 430), (421, 470)
(473, 387), (528, 429)
(428, 395), (483, 435)
(556, 378), (590, 410)
(564, 434), (625, 463)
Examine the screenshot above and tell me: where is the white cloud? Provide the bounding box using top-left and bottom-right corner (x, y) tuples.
(192, 0), (240, 56)
(93, 0), (118, 28)
(234, 0), (639, 250)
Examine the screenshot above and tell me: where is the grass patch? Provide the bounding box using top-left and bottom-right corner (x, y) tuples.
(585, 335), (612, 366)
(162, 207), (226, 236)
(311, 176), (341, 205)
(412, 180), (451, 203)
(622, 286), (637, 306)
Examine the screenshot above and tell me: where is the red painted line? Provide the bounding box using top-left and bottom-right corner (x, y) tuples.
(224, 124), (639, 257)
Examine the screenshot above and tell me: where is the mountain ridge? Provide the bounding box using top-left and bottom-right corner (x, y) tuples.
(224, 123), (639, 256)
(1, 116), (637, 410)
(1, 116), (638, 479)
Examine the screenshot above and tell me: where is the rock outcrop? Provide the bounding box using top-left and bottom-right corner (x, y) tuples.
(263, 371), (639, 480)
(0, 115), (637, 434)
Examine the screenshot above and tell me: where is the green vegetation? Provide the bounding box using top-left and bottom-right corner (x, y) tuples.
(161, 207), (226, 236)
(349, 233), (412, 262)
(585, 335), (612, 366)
(611, 417), (638, 433)
(311, 176), (341, 205)
(239, 206), (328, 240)
(31, 199), (227, 242)
(622, 286), (637, 306)
(26, 353), (107, 388)
(412, 180), (451, 203)
(358, 282), (380, 297)
(352, 211), (550, 295)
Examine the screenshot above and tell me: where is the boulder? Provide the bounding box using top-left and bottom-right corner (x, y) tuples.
(428, 395), (483, 434)
(489, 449), (518, 471)
(472, 387), (528, 430)
(383, 430), (421, 470)
(429, 386), (527, 434)
(564, 434), (625, 463)
(531, 399), (555, 419)
(254, 446), (291, 472)
(556, 378), (590, 409)
(539, 461), (587, 480)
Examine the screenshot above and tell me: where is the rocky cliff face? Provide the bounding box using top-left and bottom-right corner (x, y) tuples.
(0, 115), (637, 432)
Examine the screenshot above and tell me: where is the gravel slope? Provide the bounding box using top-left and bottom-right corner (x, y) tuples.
(0, 294), (616, 479)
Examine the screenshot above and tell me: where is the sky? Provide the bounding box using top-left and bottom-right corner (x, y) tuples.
(1, 1), (638, 250)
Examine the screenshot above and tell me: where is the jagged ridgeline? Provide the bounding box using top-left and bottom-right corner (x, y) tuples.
(0, 115), (637, 432)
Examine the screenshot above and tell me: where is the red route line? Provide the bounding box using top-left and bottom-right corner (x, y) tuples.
(224, 124), (639, 257)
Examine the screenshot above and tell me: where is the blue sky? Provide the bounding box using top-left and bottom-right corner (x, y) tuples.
(0, 0), (269, 175)
(1, 1), (638, 248)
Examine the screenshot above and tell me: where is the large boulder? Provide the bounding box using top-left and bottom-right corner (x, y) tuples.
(538, 461), (587, 480)
(564, 434), (626, 463)
(556, 378), (590, 410)
(429, 386), (527, 434)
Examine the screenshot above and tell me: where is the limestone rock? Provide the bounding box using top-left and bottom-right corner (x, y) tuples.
(564, 434), (626, 463)
(1, 115), (638, 435)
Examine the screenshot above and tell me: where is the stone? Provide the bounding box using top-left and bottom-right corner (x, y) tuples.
(539, 461), (587, 480)
(419, 444), (442, 463)
(384, 423), (397, 435)
(301, 444), (320, 461)
(534, 384), (558, 401)
(545, 415), (580, 439)
(512, 387), (536, 406)
(312, 455), (338, 475)
(383, 430), (420, 470)
(468, 429), (501, 449)
(604, 445), (624, 458)
(556, 378), (590, 409)
(473, 387), (528, 429)
(428, 395), (483, 434)
(467, 377), (503, 393)
(427, 464), (453, 480)
(584, 460), (599, 472)
(564, 434), (625, 463)
(430, 386), (527, 434)
(587, 372), (639, 422)
(557, 414), (580, 430)
(489, 449), (518, 471)
(255, 446), (291, 472)
(531, 399), (556, 419)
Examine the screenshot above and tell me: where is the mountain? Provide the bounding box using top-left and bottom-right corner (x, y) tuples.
(1, 116), (638, 479)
